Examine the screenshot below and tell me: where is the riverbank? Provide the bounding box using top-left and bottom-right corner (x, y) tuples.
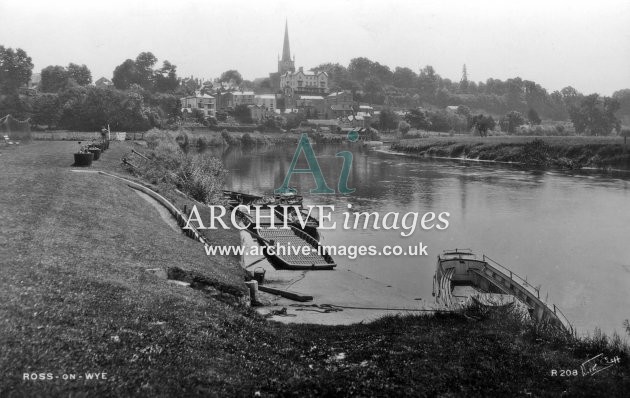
(391, 136), (630, 169)
(1, 141), (629, 396)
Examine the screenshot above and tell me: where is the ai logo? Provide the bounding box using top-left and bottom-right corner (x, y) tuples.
(275, 131), (360, 195)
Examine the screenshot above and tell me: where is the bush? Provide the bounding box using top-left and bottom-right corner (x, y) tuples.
(241, 133), (254, 147)
(132, 136), (226, 203)
(176, 154), (227, 203)
(520, 138), (551, 166)
(398, 121), (410, 135)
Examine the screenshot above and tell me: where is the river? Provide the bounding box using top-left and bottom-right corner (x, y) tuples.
(203, 142), (630, 335)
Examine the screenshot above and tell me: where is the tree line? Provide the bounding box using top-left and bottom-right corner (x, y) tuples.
(0, 47), (249, 131)
(0, 45), (627, 134)
(310, 58), (626, 135)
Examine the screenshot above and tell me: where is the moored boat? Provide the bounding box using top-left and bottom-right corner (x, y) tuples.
(432, 249), (574, 334)
(238, 209), (335, 270)
(223, 189), (319, 240)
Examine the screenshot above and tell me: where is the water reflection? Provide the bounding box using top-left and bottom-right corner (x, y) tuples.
(202, 143), (630, 335)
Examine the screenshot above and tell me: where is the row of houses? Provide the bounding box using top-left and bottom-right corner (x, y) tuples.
(180, 88), (362, 123)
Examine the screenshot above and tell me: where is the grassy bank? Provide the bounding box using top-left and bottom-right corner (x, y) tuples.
(1, 141), (629, 396)
(391, 136), (630, 169)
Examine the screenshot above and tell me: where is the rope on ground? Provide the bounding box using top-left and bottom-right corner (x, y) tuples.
(289, 303), (456, 313)
(264, 307), (296, 317)
(289, 304), (343, 313)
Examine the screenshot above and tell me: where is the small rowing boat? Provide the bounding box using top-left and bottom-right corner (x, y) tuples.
(432, 249), (573, 334)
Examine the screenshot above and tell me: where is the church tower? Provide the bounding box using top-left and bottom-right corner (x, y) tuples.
(277, 20), (295, 75)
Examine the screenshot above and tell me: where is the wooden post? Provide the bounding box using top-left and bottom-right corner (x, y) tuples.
(245, 280), (258, 304)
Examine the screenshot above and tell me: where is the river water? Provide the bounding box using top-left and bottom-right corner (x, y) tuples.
(203, 142), (630, 335)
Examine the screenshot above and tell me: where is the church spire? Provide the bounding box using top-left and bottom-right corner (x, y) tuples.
(282, 19), (291, 62)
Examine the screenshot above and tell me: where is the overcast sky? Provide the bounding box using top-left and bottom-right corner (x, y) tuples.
(1, 0), (628, 95)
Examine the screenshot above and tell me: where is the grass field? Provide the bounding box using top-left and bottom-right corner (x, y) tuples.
(0, 141), (628, 396)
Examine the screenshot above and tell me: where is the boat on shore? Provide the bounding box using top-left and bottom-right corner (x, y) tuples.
(432, 249), (574, 334)
(238, 211), (335, 271)
(223, 189), (320, 240)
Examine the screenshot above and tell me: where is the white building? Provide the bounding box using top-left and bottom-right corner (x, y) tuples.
(230, 91), (255, 107)
(255, 94), (277, 111)
(180, 93), (216, 118)
(280, 67), (328, 95)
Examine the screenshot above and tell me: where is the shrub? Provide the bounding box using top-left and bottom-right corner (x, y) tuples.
(131, 135), (226, 203)
(176, 154), (227, 203)
(520, 138), (551, 166)
(241, 133), (254, 147)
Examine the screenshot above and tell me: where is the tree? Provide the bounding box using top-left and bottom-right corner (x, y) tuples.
(134, 52), (157, 90)
(370, 62), (393, 85)
(398, 120), (411, 135)
(112, 59), (138, 90)
(40, 63), (92, 93)
(154, 60), (179, 92)
(417, 65), (439, 101)
(0, 46), (33, 93)
(190, 108), (206, 124)
(348, 57), (375, 81)
(456, 105), (471, 119)
(500, 111), (526, 134)
(40, 65), (70, 93)
(219, 70), (243, 86)
(430, 109), (467, 133)
(505, 77), (525, 111)
(392, 67), (417, 88)
(471, 114), (495, 137)
(569, 94), (620, 136)
(527, 108), (541, 125)
(56, 86), (151, 131)
(378, 108), (398, 131)
(112, 53), (174, 92)
(312, 63), (348, 89)
(363, 76), (384, 104)
(612, 89), (630, 126)
(233, 104), (252, 124)
(67, 63), (92, 86)
(32, 93), (60, 126)
(404, 108), (432, 130)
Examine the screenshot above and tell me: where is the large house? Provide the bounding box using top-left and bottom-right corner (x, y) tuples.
(230, 91), (255, 107)
(180, 93), (216, 118)
(255, 94), (277, 112)
(280, 67), (328, 95)
(267, 20), (329, 111)
(324, 91), (355, 119)
(295, 95), (326, 118)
